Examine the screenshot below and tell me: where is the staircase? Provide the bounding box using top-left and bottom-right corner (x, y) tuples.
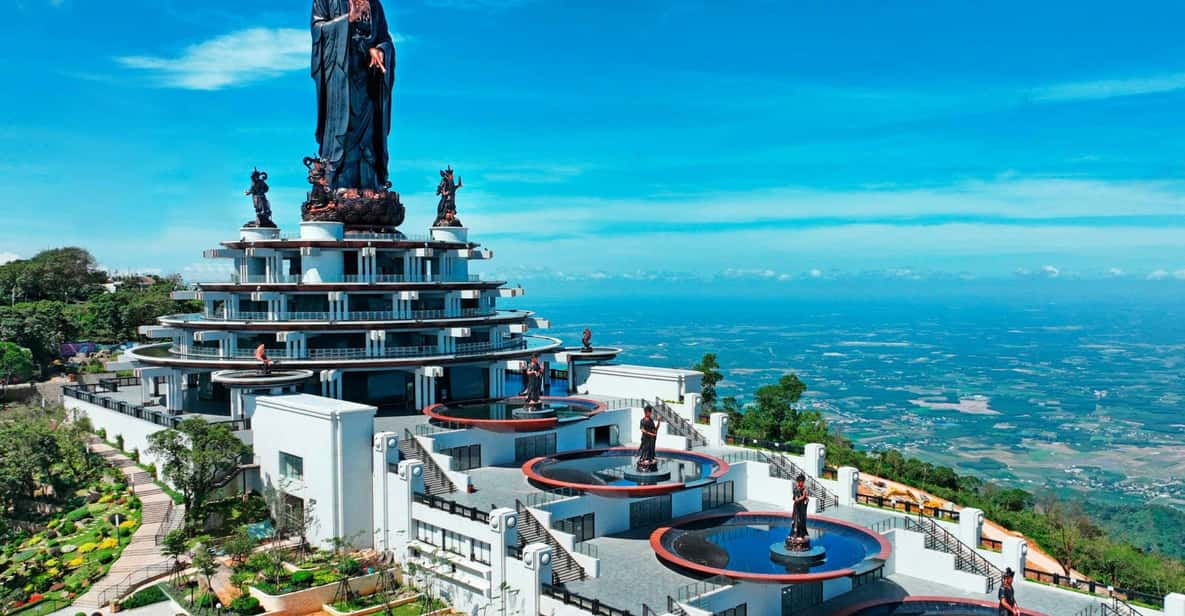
(514, 500), (587, 584)
(902, 515), (1002, 592)
(399, 429), (456, 495)
(651, 398), (707, 448)
(764, 451), (839, 511)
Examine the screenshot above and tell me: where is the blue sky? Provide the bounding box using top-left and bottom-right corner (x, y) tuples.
(4, 0), (1185, 286)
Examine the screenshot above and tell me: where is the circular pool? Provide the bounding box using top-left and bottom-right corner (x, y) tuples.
(651, 512), (890, 583)
(424, 397), (605, 432)
(522, 447), (729, 497)
(836, 597), (1048, 616)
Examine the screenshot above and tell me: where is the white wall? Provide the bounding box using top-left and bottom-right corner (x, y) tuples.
(65, 398), (171, 472)
(582, 365), (702, 401)
(252, 394), (376, 548)
(884, 528), (989, 593)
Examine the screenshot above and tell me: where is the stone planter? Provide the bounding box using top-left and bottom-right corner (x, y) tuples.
(322, 591), (420, 616)
(248, 572), (380, 616)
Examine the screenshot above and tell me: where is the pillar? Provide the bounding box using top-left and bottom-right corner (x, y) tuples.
(838, 466), (859, 507)
(164, 370), (185, 412)
(708, 412), (729, 448)
(488, 508), (518, 601)
(803, 443), (825, 478)
(371, 432), (399, 554)
(1001, 536), (1027, 576)
(959, 507), (984, 549)
(522, 544), (552, 616)
(389, 459), (423, 562)
(320, 369), (342, 399)
(1164, 593), (1185, 616)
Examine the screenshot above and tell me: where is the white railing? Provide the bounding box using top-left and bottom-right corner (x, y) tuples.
(167, 338), (528, 361)
(225, 273), (484, 284)
(195, 309), (498, 322)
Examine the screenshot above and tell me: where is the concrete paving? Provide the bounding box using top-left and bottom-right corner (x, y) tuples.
(73, 442), (181, 610)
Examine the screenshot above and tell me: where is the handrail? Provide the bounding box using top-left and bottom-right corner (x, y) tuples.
(168, 338), (528, 361)
(515, 500), (586, 584)
(1025, 568), (1164, 611)
(94, 559), (179, 607)
(400, 429), (456, 495)
(63, 386), (181, 429)
(412, 492), (488, 523)
(652, 398), (707, 447)
(154, 499), (177, 545)
(522, 486), (583, 508)
(674, 574), (734, 607)
(541, 584), (633, 616)
(764, 450), (839, 512)
(856, 493), (960, 522)
(193, 307), (501, 322)
(904, 515), (1001, 591)
(226, 272), (484, 284)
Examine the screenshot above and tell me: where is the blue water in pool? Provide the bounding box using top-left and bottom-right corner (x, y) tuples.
(700, 523), (870, 574)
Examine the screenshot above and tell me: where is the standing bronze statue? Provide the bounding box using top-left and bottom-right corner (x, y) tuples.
(312, 0), (395, 190)
(433, 167), (463, 226)
(243, 168), (276, 228)
(305, 0), (405, 232)
(581, 328), (593, 352)
(787, 474), (811, 551)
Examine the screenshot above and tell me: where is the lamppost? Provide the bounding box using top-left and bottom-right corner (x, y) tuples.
(113, 513), (122, 548)
(215, 600), (222, 616)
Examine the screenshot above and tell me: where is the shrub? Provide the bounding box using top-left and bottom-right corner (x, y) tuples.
(129, 448), (139, 462)
(65, 507), (91, 522)
(98, 538), (117, 550)
(58, 520), (77, 535)
(94, 550), (115, 564)
(96, 428), (106, 439)
(78, 543), (97, 554)
(230, 570), (256, 590)
(97, 494), (113, 504)
(243, 552), (271, 573)
(118, 520), (136, 530)
(121, 585), (167, 609)
(114, 435), (124, 450)
(291, 570), (314, 587)
(75, 611), (87, 616)
(66, 557), (84, 569)
(229, 596), (262, 615)
(337, 557), (361, 577)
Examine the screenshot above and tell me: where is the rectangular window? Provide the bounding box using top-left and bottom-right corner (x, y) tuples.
(714, 605), (747, 616)
(414, 520), (441, 546)
(514, 433), (557, 463)
(472, 539), (491, 565)
(702, 481), (735, 511)
(279, 451), (304, 480)
(443, 529), (466, 557)
(629, 494), (672, 529)
(552, 513), (595, 542)
(442, 444), (482, 471)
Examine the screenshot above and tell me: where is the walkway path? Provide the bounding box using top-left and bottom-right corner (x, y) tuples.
(73, 441), (180, 611)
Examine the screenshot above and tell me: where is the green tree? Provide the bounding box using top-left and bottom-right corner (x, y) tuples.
(0, 300), (79, 368)
(223, 526), (258, 565)
(192, 544), (219, 592)
(161, 529), (189, 581)
(692, 353), (723, 413)
(147, 418), (248, 530)
(0, 248), (106, 303)
(0, 342), (35, 388)
(0, 412), (60, 511)
(736, 373), (807, 441)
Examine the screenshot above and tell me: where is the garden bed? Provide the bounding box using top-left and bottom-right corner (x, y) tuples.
(323, 590), (425, 616)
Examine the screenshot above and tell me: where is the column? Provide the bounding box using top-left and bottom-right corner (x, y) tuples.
(1165, 593), (1185, 616)
(522, 544), (552, 616)
(803, 443), (825, 478)
(320, 369), (342, 399)
(837, 466), (859, 507)
(488, 508), (518, 601)
(959, 507), (984, 549)
(371, 432), (399, 554)
(1001, 537), (1027, 576)
(708, 412), (729, 448)
(165, 370), (185, 412)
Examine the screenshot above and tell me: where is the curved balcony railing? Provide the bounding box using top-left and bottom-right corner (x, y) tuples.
(189, 308), (501, 322)
(272, 230), (434, 242)
(169, 338), (529, 361)
(226, 273), (484, 284)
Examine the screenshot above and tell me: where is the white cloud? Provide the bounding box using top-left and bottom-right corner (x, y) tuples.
(1105, 267), (1126, 277)
(1032, 72), (1185, 102)
(1042, 265), (1061, 278)
(0, 252), (20, 265)
(808, 269), (823, 278)
(116, 28), (310, 90)
(1147, 269), (1170, 280)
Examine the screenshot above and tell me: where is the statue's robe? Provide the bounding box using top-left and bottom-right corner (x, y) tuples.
(312, 0), (395, 190)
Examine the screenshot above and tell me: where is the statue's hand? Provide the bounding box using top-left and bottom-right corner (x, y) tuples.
(368, 48), (386, 73)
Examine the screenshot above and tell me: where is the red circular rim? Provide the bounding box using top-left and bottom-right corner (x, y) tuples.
(832, 596), (1049, 616)
(423, 396), (607, 432)
(649, 511), (891, 583)
(522, 447), (730, 498)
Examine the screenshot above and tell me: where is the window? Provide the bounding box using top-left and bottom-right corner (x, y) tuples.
(702, 481), (735, 510)
(629, 494), (672, 529)
(443, 529), (466, 557)
(471, 539), (491, 565)
(553, 513), (595, 542)
(514, 433), (557, 463)
(714, 605), (747, 616)
(279, 451), (304, 480)
(442, 444), (482, 471)
(414, 520), (441, 546)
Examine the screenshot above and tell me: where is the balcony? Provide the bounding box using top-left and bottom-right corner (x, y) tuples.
(167, 338), (529, 361)
(185, 307), (502, 322)
(225, 273), (484, 285)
